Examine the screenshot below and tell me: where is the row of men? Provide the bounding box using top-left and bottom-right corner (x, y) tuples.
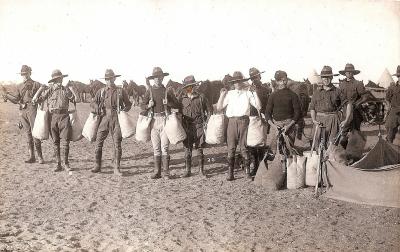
(3, 64), (400, 180)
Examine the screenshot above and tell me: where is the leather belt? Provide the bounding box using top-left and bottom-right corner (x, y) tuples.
(318, 112), (338, 116)
(229, 115), (248, 120)
(51, 109), (68, 114)
(153, 112), (166, 117)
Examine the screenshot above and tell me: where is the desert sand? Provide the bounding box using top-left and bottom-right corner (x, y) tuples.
(0, 102), (399, 251)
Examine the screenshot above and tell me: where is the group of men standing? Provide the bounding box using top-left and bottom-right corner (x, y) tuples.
(2, 64), (400, 181)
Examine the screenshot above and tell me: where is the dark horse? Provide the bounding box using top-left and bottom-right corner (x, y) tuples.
(122, 80), (146, 106)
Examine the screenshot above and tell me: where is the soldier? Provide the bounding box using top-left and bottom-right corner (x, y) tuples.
(141, 67), (179, 179)
(338, 63), (366, 148)
(1, 65), (44, 164)
(217, 71), (261, 181)
(310, 66), (352, 148)
(33, 70), (78, 172)
(179, 75), (212, 177)
(265, 71), (301, 155)
(90, 69), (132, 176)
(386, 65), (400, 143)
(248, 67), (271, 177)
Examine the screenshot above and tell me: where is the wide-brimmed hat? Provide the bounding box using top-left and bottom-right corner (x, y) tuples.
(18, 65), (32, 75)
(249, 67), (265, 78)
(48, 69), (68, 83)
(101, 69), (121, 79)
(318, 66), (339, 77)
(228, 71), (250, 84)
(339, 63), (360, 75)
(182, 75), (200, 88)
(148, 67), (169, 79)
(392, 65), (400, 77)
(274, 70), (288, 81)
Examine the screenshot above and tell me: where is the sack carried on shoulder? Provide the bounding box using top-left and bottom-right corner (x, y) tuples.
(135, 113), (152, 142)
(247, 115), (267, 147)
(69, 109), (83, 142)
(32, 105), (49, 140)
(118, 111), (135, 139)
(82, 112), (100, 142)
(164, 112), (186, 144)
(206, 114), (226, 144)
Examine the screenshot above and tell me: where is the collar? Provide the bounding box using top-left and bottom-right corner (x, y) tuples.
(183, 91), (199, 99)
(106, 84), (117, 90)
(320, 85), (335, 91)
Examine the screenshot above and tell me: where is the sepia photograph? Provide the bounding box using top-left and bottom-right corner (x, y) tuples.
(0, 0), (399, 251)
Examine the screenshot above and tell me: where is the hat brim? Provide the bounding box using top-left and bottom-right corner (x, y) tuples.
(48, 74), (68, 83)
(101, 74), (121, 79)
(318, 73), (339, 77)
(249, 71), (265, 78)
(227, 77), (250, 84)
(339, 70), (360, 75)
(183, 81), (200, 88)
(148, 73), (169, 79)
(18, 71), (31, 75)
(392, 74), (400, 77)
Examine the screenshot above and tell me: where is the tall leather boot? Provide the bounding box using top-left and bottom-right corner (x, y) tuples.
(182, 157), (192, 178)
(25, 140), (36, 163)
(198, 149), (206, 176)
(244, 158), (251, 179)
(34, 140), (44, 164)
(91, 149), (102, 173)
(151, 155), (162, 179)
(162, 155), (170, 179)
(114, 148), (123, 176)
(226, 157), (235, 181)
(63, 142), (71, 171)
(54, 145), (62, 172)
(182, 149), (192, 178)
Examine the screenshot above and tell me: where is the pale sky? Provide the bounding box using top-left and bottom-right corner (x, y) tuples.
(0, 0), (399, 85)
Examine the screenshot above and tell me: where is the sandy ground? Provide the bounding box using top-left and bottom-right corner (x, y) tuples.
(0, 101), (399, 252)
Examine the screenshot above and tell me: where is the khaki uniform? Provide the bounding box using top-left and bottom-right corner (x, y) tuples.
(385, 82), (400, 143)
(39, 84), (75, 169)
(309, 86), (342, 149)
(6, 79), (43, 162)
(91, 85), (132, 171)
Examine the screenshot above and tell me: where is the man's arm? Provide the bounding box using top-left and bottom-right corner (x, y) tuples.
(249, 91), (262, 111)
(140, 89), (152, 110)
(216, 88), (228, 111)
(121, 89), (132, 112)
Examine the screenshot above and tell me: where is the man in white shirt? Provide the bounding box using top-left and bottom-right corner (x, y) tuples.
(217, 71), (261, 181)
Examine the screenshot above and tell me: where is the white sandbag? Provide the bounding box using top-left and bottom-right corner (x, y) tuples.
(164, 112), (186, 144)
(135, 114), (152, 142)
(118, 111), (135, 139)
(247, 116), (267, 147)
(82, 113), (100, 143)
(32, 107), (49, 140)
(69, 110), (83, 142)
(304, 151), (319, 186)
(206, 114), (225, 144)
(286, 155), (306, 189)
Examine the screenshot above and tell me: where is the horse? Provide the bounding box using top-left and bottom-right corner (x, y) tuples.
(67, 80), (92, 103)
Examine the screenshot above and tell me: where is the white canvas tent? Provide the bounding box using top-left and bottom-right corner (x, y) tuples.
(377, 68), (395, 89)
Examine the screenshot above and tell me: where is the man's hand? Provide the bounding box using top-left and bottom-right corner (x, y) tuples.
(312, 120), (321, 126)
(282, 124), (291, 134)
(220, 87), (227, 95)
(340, 120), (349, 128)
(147, 100), (154, 108)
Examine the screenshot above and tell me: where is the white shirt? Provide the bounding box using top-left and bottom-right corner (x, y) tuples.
(222, 89), (261, 117)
